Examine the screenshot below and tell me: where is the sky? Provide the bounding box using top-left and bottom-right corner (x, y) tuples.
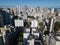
(0, 0), (60, 8)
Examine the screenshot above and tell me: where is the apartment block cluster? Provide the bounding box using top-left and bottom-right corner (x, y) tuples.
(0, 6), (60, 45)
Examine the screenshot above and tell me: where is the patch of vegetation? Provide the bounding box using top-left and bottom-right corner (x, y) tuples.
(38, 22), (43, 27)
(38, 22), (44, 32)
(54, 21), (60, 32)
(17, 32), (23, 42)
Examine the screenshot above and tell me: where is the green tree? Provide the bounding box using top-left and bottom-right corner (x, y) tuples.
(38, 22), (43, 27)
(38, 22), (44, 32)
(54, 22), (60, 32)
(17, 32), (23, 42)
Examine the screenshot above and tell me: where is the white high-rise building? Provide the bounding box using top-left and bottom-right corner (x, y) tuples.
(51, 8), (54, 14)
(27, 39), (34, 45)
(14, 19), (24, 27)
(31, 19), (38, 28)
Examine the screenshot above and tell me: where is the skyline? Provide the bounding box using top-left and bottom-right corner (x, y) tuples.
(0, 0), (60, 8)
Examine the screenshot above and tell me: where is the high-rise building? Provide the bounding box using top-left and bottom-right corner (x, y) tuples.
(1, 9), (11, 25)
(14, 19), (24, 27)
(0, 14), (4, 27)
(0, 34), (4, 45)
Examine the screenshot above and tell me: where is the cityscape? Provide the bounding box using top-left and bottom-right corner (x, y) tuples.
(0, 0), (60, 45)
